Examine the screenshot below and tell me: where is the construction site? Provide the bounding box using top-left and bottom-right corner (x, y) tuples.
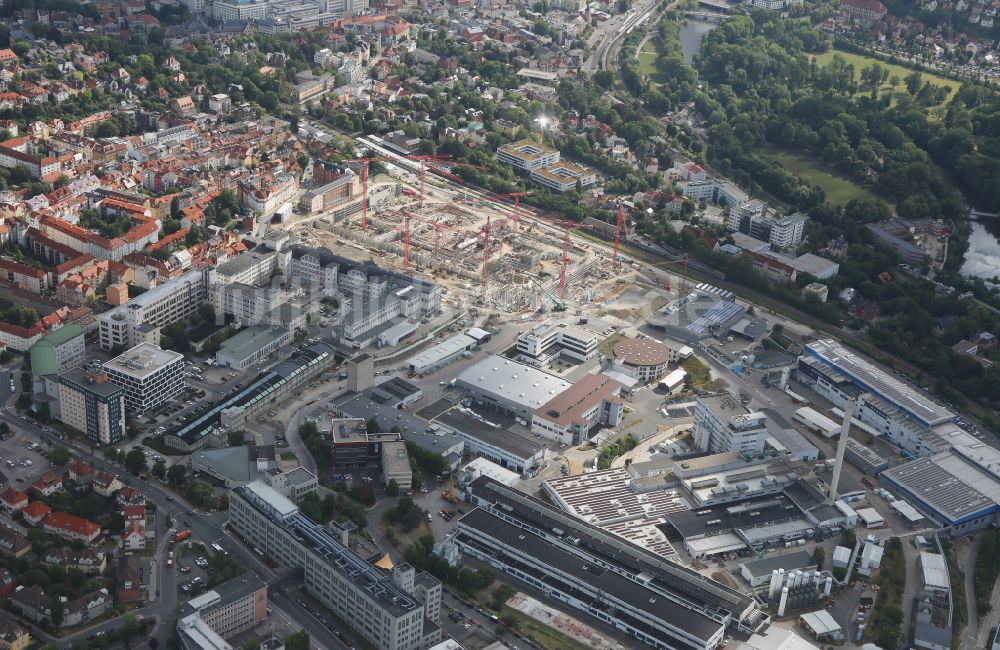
(285, 139), (656, 316)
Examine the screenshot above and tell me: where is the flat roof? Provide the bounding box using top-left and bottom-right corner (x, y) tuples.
(882, 453), (997, 523)
(457, 507), (722, 643)
(215, 249), (275, 278)
(469, 477), (756, 615)
(436, 408), (543, 460)
(855, 507), (884, 524)
(740, 550), (815, 578)
(920, 551), (949, 590)
(218, 326), (289, 362)
(405, 333), (476, 370)
(105, 343), (183, 379)
(244, 480), (298, 518)
(58, 367), (124, 398)
(805, 339), (952, 427)
(664, 494), (805, 539)
(456, 355), (570, 412)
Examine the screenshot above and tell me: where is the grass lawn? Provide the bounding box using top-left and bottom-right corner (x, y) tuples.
(763, 144), (881, 205)
(499, 606), (589, 650)
(813, 47), (961, 113)
(636, 39), (666, 84)
(681, 356), (713, 390)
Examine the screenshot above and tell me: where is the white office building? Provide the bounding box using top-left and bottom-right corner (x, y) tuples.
(228, 482), (442, 650)
(103, 343), (186, 412)
(98, 269), (208, 350)
(692, 394), (769, 456)
(516, 321), (599, 367)
(495, 139), (560, 173)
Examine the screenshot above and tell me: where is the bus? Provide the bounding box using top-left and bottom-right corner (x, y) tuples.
(211, 543), (226, 556)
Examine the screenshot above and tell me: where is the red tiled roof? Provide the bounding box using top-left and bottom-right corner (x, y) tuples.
(43, 512), (100, 537)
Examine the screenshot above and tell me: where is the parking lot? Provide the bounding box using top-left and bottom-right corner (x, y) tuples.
(0, 427), (54, 485)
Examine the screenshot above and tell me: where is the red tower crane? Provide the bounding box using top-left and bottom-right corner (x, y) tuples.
(613, 202), (625, 268)
(479, 192), (534, 231)
(480, 215), (491, 303)
(350, 154), (449, 229)
(559, 221), (572, 300)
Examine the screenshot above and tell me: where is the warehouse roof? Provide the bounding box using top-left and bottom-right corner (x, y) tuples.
(456, 355), (570, 411)
(740, 550), (815, 579)
(920, 551), (949, 591)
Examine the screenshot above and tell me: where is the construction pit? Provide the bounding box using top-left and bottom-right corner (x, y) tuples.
(292, 186), (644, 315)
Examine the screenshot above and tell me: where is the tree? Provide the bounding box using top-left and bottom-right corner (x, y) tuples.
(152, 461), (166, 480)
(185, 480), (213, 507)
(386, 479), (399, 496)
(48, 446), (71, 466)
(366, 417), (379, 434)
(167, 463), (187, 486)
(284, 631), (310, 650)
(125, 449), (147, 474)
(812, 546), (825, 570)
(50, 598), (64, 627)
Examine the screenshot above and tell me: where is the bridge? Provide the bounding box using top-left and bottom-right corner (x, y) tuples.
(683, 10), (729, 21)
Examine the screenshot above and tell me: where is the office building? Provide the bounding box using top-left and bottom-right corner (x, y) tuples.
(177, 573), (267, 650)
(57, 367), (126, 445)
(212, 0), (267, 20)
(495, 139), (560, 173)
(431, 411), (547, 475)
(229, 482), (441, 650)
(458, 477), (766, 650)
(529, 161), (596, 193)
(381, 440), (412, 491)
(103, 343), (185, 412)
(263, 466), (318, 504)
(455, 355), (570, 421)
(515, 321), (599, 367)
(530, 373), (624, 445)
(611, 338), (673, 383)
(692, 394), (769, 456)
(98, 269), (208, 350)
(29, 325), (85, 378)
(727, 211), (807, 251)
(211, 249), (285, 287)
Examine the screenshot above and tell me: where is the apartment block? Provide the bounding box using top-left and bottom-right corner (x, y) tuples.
(29, 324), (85, 378)
(57, 367), (126, 445)
(229, 482), (441, 650)
(103, 343), (185, 412)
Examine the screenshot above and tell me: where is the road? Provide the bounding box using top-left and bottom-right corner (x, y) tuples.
(0, 409), (350, 649)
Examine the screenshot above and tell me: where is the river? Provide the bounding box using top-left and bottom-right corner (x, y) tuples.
(677, 19), (717, 65)
(962, 221), (1000, 281)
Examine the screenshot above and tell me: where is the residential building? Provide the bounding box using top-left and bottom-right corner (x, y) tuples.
(42, 512), (101, 544)
(0, 524), (30, 558)
(228, 482), (442, 650)
(103, 343), (185, 412)
(94, 471), (124, 497)
(0, 620), (23, 650)
(98, 269), (208, 350)
(10, 585), (112, 628)
(0, 488), (27, 515)
(29, 325), (86, 379)
(42, 547), (107, 574)
(692, 394), (770, 456)
(0, 621), (29, 650)
(57, 367), (126, 445)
